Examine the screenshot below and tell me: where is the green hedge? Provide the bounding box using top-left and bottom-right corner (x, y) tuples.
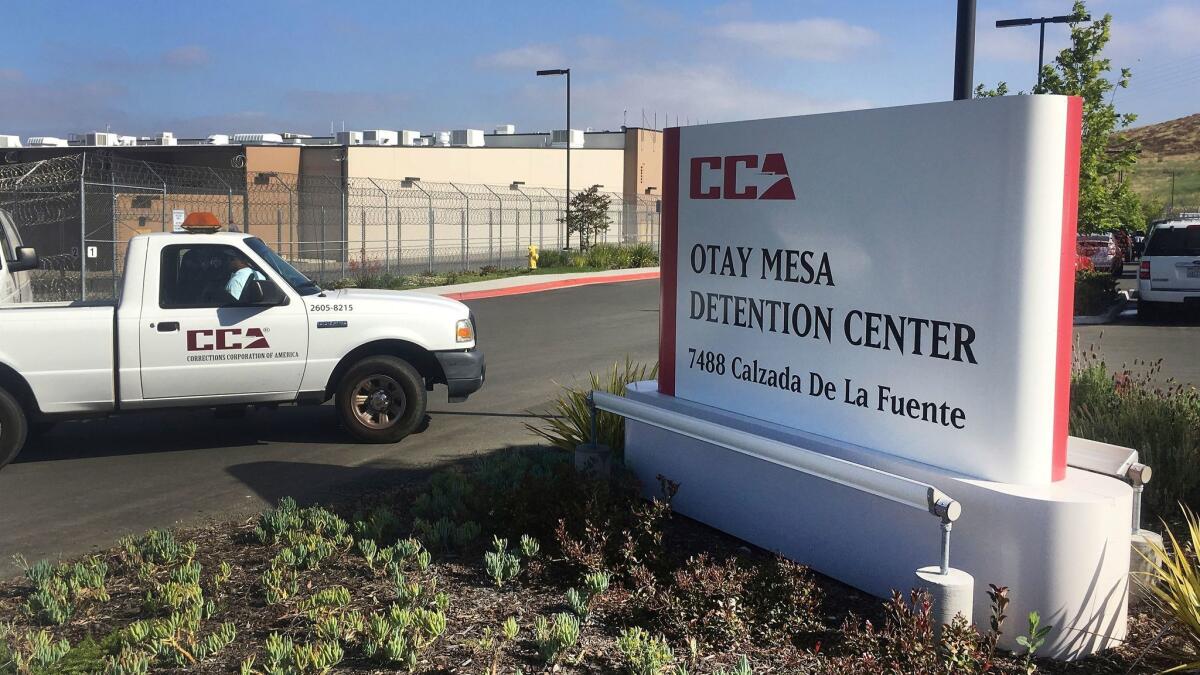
(1074, 270), (1118, 316)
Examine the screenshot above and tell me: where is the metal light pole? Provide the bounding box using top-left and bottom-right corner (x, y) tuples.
(536, 68), (571, 248)
(953, 0), (976, 100)
(995, 13), (1085, 90)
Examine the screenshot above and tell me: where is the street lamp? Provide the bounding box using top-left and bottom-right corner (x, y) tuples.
(995, 13), (1087, 90)
(536, 67), (572, 249)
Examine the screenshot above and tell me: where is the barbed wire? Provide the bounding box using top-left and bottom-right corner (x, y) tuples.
(0, 153), (662, 302)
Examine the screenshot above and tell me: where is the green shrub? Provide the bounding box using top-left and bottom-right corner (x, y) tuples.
(21, 556), (110, 625)
(627, 242), (661, 268)
(617, 627), (674, 675)
(527, 358), (658, 456)
(1074, 269), (1118, 316)
(245, 632), (343, 674)
(1070, 348), (1200, 518)
(533, 613), (580, 664)
(483, 536), (521, 588)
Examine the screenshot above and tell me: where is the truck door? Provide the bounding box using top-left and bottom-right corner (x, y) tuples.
(138, 242), (309, 399)
(0, 211), (27, 304)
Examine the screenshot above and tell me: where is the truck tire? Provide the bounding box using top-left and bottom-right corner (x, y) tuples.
(0, 387), (28, 470)
(336, 356), (427, 444)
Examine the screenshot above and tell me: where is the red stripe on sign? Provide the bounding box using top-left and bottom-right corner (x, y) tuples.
(659, 127), (681, 396)
(1052, 96), (1083, 481)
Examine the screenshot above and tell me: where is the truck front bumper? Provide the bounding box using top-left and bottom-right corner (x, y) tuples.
(435, 348), (485, 402)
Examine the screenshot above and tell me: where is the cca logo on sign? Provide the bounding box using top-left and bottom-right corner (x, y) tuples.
(689, 153), (795, 200)
(186, 328), (270, 351)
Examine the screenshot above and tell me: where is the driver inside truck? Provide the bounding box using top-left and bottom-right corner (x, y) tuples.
(225, 254), (265, 301)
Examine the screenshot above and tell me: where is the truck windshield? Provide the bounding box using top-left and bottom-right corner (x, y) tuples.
(246, 238), (322, 296)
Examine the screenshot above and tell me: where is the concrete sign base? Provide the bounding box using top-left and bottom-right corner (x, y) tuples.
(623, 381), (1131, 660)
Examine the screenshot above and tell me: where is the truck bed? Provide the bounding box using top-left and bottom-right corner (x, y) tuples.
(0, 303), (116, 414)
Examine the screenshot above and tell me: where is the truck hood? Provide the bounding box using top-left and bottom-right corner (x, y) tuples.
(324, 287), (470, 317)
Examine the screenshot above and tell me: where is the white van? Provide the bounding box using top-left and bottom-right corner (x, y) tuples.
(0, 209), (38, 304)
(1138, 215), (1200, 318)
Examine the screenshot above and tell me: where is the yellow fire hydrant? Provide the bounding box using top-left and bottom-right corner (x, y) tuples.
(528, 244), (539, 270)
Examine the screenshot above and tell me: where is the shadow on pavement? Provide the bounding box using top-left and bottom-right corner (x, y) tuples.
(226, 445), (538, 506)
(13, 405), (346, 464)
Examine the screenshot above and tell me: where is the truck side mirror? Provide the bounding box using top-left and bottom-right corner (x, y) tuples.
(243, 278), (288, 306)
(6, 247), (39, 272)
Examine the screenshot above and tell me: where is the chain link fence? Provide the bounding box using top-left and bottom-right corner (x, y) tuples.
(0, 154), (661, 302)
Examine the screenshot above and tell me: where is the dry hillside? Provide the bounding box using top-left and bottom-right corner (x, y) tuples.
(1117, 113), (1200, 211)
(1118, 113), (1200, 160)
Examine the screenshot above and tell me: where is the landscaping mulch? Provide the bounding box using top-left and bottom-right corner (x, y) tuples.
(0, 457), (1166, 674)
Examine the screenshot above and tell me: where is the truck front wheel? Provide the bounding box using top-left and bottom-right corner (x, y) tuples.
(336, 356), (427, 444)
(0, 387), (28, 470)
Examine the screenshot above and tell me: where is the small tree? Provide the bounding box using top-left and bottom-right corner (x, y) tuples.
(975, 1), (1140, 234)
(560, 186), (612, 250)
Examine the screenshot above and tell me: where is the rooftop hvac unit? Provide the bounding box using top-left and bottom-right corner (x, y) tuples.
(155, 131), (177, 146)
(363, 130), (398, 146)
(434, 132), (451, 147)
(336, 131), (364, 145)
(450, 129), (484, 147)
(206, 134), (230, 145)
(231, 133), (284, 144)
(550, 129), (584, 148)
(494, 124), (515, 135)
(399, 130), (421, 146)
(412, 136), (431, 147)
(27, 137), (67, 147)
(117, 135), (138, 146)
(281, 132), (312, 139)
(87, 132), (119, 146)
(0, 135), (21, 148)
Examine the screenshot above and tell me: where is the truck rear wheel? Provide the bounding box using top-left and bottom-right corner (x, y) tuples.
(0, 387), (28, 470)
(336, 356), (427, 444)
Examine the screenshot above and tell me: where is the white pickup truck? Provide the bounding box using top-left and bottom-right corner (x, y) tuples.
(0, 226), (485, 470)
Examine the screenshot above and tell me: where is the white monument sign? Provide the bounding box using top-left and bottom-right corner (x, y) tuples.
(658, 95), (1081, 484)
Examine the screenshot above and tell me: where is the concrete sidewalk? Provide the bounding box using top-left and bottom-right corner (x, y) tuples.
(415, 267), (660, 300)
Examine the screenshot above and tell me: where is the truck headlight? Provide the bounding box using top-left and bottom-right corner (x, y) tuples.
(456, 318), (475, 343)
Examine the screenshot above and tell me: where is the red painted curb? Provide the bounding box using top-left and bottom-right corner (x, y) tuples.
(438, 270), (660, 301)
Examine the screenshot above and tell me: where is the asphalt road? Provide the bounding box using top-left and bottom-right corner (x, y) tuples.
(1, 272), (1196, 573)
(1075, 262), (1200, 388)
(0, 281), (660, 574)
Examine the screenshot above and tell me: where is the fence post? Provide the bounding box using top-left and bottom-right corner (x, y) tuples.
(483, 184), (501, 267)
(79, 152), (87, 301)
(341, 182), (347, 278)
(542, 187), (562, 249)
(449, 183), (469, 270)
(366, 178), (388, 274)
(406, 179), (435, 273)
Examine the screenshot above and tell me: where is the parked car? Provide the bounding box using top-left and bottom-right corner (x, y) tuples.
(0, 209), (37, 305)
(1138, 216), (1200, 319)
(0, 219), (485, 470)
(1077, 233), (1124, 276)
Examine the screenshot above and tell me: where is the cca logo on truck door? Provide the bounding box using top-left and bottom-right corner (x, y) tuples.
(186, 328), (271, 351)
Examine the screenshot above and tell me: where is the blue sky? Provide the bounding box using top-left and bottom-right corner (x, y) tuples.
(1, 0), (1195, 139)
